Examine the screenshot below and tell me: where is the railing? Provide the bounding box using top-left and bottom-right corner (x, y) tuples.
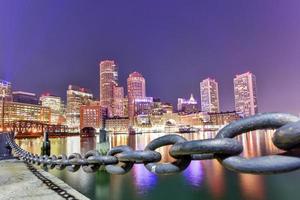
(4, 112), (300, 175)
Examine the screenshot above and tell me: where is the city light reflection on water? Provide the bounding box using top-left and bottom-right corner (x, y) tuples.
(16, 131), (300, 200)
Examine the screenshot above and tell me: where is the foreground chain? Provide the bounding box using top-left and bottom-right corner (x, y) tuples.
(5, 112), (300, 175)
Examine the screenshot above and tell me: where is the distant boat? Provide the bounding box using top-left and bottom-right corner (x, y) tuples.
(178, 126), (199, 133)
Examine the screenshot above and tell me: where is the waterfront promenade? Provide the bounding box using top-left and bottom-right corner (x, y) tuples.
(0, 159), (89, 200)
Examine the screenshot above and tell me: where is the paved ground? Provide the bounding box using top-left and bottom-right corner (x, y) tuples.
(0, 159), (89, 200)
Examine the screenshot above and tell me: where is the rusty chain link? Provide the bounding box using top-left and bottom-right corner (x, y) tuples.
(5, 112), (300, 175)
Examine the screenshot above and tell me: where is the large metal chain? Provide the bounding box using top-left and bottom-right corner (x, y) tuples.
(5, 112), (300, 175)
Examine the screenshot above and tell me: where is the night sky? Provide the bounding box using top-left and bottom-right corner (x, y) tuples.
(1, 0), (300, 114)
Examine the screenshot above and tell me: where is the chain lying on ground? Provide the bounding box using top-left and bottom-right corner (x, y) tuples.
(25, 162), (79, 200)
(5, 112), (300, 175)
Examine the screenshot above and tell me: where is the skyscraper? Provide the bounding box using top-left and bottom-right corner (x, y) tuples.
(66, 85), (93, 131)
(113, 85), (125, 117)
(127, 72), (146, 121)
(200, 78), (220, 113)
(99, 60), (118, 117)
(234, 72), (258, 117)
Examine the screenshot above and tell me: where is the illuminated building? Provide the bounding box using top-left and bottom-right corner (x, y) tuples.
(113, 85), (125, 117)
(135, 114), (151, 127)
(40, 94), (63, 125)
(99, 60), (118, 117)
(123, 97), (128, 117)
(12, 91), (39, 105)
(161, 103), (173, 114)
(0, 101), (51, 126)
(105, 117), (129, 133)
(80, 105), (106, 131)
(150, 113), (179, 130)
(0, 79), (12, 101)
(152, 98), (173, 115)
(200, 78), (220, 113)
(134, 97), (153, 116)
(207, 111), (241, 125)
(179, 113), (206, 126)
(127, 72), (146, 122)
(66, 85), (93, 131)
(234, 72), (258, 117)
(177, 94), (198, 114)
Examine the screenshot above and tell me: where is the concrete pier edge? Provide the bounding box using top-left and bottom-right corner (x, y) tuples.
(0, 159), (90, 200)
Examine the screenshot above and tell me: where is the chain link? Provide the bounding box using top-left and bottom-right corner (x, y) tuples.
(5, 112), (300, 175)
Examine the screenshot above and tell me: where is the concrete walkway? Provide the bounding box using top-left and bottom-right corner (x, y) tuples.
(0, 159), (89, 200)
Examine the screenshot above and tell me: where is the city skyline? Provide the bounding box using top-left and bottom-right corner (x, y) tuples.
(0, 69), (257, 113)
(2, 1), (300, 114)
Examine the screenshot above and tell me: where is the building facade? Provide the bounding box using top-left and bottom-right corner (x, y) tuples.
(40, 94), (63, 125)
(80, 105), (106, 131)
(12, 91), (39, 105)
(0, 79), (12, 101)
(127, 72), (146, 122)
(99, 60), (118, 117)
(207, 111), (241, 125)
(105, 117), (129, 133)
(134, 97), (154, 116)
(234, 72), (258, 117)
(113, 85), (125, 117)
(66, 85), (93, 131)
(177, 94), (198, 114)
(0, 101), (51, 126)
(200, 78), (220, 113)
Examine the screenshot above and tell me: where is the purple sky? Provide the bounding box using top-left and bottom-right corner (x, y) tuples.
(1, 0), (300, 114)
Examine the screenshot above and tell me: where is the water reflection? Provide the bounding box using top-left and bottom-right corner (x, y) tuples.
(183, 161), (204, 187)
(204, 160), (225, 199)
(16, 130), (291, 200)
(133, 164), (158, 195)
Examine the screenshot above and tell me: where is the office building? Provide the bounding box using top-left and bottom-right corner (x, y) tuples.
(234, 72), (258, 117)
(200, 78), (220, 113)
(127, 72), (146, 121)
(99, 60), (118, 117)
(66, 85), (93, 131)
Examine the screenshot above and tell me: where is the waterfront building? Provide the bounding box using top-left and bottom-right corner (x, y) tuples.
(123, 97), (128, 117)
(134, 97), (153, 116)
(207, 111), (241, 125)
(150, 112), (179, 129)
(0, 79), (12, 101)
(161, 103), (173, 114)
(80, 105), (106, 131)
(0, 101), (51, 127)
(12, 91), (39, 105)
(127, 72), (146, 121)
(105, 117), (129, 133)
(200, 78), (220, 113)
(135, 114), (152, 127)
(179, 113), (206, 126)
(113, 85), (125, 117)
(99, 60), (118, 117)
(66, 85), (93, 132)
(152, 99), (173, 115)
(40, 94), (63, 125)
(234, 72), (258, 117)
(177, 94), (198, 114)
